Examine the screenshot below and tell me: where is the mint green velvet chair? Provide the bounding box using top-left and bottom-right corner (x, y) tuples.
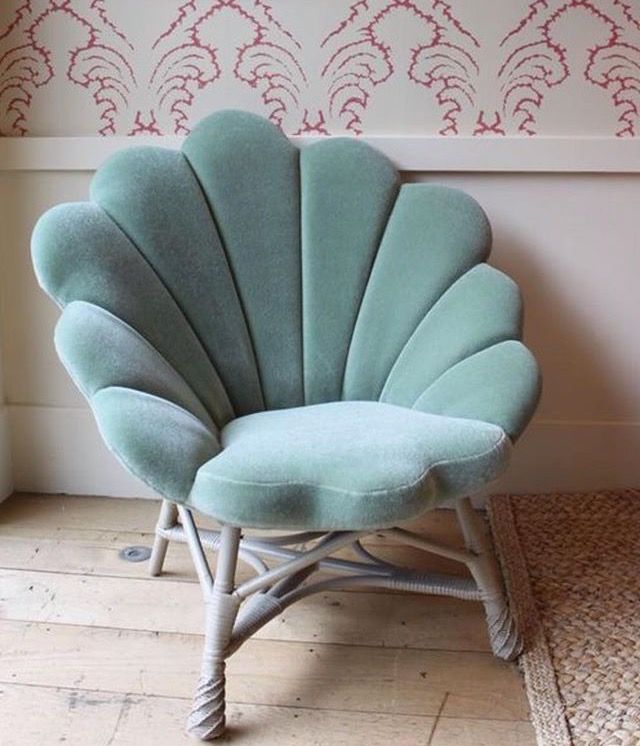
(32, 110), (540, 741)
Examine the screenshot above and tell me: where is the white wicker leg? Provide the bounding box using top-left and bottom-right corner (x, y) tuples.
(456, 497), (522, 661)
(187, 525), (241, 741)
(149, 499), (178, 576)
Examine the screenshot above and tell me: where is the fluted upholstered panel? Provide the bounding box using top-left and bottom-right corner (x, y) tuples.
(342, 185), (492, 401)
(32, 109), (541, 526)
(183, 112), (303, 411)
(92, 387), (221, 501)
(412, 341), (540, 439)
(380, 265), (523, 416)
(300, 138), (399, 404)
(32, 201), (233, 429)
(91, 146), (263, 417)
(56, 301), (215, 430)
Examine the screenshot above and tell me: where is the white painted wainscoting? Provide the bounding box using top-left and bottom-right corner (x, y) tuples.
(0, 136), (638, 499)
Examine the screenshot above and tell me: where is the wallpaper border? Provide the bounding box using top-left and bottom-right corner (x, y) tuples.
(3, 0), (640, 140)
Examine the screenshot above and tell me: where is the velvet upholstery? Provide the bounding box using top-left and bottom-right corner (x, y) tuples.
(91, 147), (263, 416)
(301, 139), (399, 404)
(32, 109), (541, 530)
(189, 402), (510, 530)
(183, 111), (303, 411)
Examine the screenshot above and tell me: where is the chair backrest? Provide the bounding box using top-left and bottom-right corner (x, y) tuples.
(32, 110), (540, 439)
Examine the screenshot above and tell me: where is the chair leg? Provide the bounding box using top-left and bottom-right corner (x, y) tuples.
(455, 497), (522, 661)
(151, 498), (519, 742)
(149, 499), (178, 576)
(187, 525), (241, 741)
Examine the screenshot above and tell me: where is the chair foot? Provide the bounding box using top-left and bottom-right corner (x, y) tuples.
(187, 526), (241, 741)
(455, 496), (522, 661)
(484, 599), (522, 661)
(149, 499), (178, 576)
(187, 662), (227, 740)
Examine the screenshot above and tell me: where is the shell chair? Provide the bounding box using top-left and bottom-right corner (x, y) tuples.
(32, 109), (541, 741)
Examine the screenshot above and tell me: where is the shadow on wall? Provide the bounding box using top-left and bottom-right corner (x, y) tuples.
(491, 224), (639, 494)
(401, 169), (640, 494)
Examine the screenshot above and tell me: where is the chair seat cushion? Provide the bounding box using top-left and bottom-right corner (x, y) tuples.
(188, 401), (510, 530)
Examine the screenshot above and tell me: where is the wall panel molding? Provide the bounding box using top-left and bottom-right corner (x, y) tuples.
(1, 135), (639, 173)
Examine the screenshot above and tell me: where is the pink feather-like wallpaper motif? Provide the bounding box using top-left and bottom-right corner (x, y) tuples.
(1, 0), (639, 136)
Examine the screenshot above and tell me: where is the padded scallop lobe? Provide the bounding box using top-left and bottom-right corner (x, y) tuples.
(301, 137), (399, 404)
(343, 185), (492, 401)
(183, 110), (303, 410)
(92, 387), (221, 501)
(32, 201), (234, 429)
(90, 146), (263, 416)
(412, 341), (541, 440)
(31, 108), (541, 510)
(380, 264), (522, 409)
(56, 301), (215, 431)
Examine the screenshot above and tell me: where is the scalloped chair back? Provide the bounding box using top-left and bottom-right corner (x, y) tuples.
(32, 110), (541, 530)
(32, 110), (539, 440)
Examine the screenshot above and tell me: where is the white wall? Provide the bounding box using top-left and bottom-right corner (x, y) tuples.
(0, 141), (638, 497)
(433, 172), (640, 493)
(0, 166), (154, 498)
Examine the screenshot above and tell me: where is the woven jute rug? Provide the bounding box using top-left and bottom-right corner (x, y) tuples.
(488, 489), (640, 746)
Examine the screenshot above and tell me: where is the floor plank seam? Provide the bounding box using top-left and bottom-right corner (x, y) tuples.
(0, 615), (492, 654)
(105, 693), (129, 746)
(0, 566), (201, 583)
(426, 692), (449, 745)
(0, 564), (469, 597)
(0, 679), (441, 720)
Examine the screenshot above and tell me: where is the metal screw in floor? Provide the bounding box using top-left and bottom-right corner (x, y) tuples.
(119, 545), (152, 563)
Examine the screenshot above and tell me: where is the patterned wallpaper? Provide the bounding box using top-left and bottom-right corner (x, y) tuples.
(1, 0), (640, 137)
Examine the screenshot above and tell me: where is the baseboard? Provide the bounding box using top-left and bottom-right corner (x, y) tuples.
(0, 407), (14, 501)
(7, 404), (640, 498)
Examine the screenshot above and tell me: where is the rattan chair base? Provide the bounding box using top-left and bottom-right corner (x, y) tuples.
(148, 496), (520, 741)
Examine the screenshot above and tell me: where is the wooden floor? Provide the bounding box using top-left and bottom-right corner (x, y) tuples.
(0, 494), (536, 746)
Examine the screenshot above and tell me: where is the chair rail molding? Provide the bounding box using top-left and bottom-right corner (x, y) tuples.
(1, 136), (639, 173)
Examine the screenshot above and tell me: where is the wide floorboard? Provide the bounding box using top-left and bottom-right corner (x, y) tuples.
(0, 494), (535, 745)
